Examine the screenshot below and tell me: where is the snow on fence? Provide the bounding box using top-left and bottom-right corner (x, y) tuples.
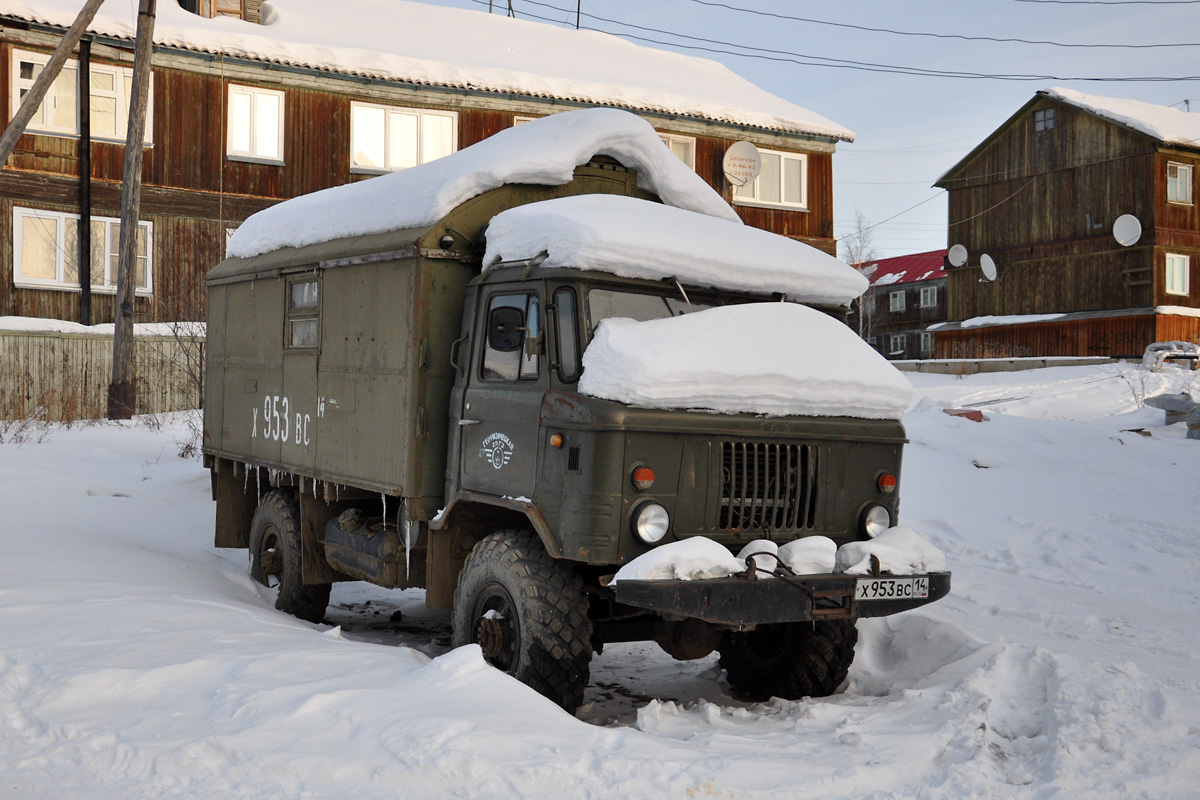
(0, 326), (204, 421)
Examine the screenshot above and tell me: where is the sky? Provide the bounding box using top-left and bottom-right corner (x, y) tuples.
(402, 0), (1200, 260)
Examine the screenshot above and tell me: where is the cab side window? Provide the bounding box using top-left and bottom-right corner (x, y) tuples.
(553, 287), (580, 382)
(482, 293), (540, 381)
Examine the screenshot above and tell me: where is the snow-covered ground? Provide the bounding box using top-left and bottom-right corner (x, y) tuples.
(2, 362), (1199, 798)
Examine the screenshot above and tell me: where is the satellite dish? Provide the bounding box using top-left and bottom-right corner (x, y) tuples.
(980, 254), (998, 282)
(948, 244), (968, 267)
(1113, 214), (1142, 247)
(723, 141), (761, 187)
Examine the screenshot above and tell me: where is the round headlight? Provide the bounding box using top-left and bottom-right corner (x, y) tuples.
(632, 502), (670, 544)
(862, 504), (891, 538)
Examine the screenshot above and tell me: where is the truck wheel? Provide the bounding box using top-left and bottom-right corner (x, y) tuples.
(718, 620), (858, 701)
(248, 490), (330, 624)
(451, 530), (592, 713)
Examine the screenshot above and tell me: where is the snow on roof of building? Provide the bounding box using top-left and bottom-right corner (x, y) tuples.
(578, 302), (914, 420)
(483, 194), (867, 306)
(1042, 88), (1200, 148)
(860, 250), (947, 288)
(0, 0), (854, 141)
(226, 108), (741, 259)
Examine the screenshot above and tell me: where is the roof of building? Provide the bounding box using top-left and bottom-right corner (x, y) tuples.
(1042, 87), (1200, 149)
(936, 88), (1199, 186)
(859, 249), (947, 288)
(0, 0), (855, 142)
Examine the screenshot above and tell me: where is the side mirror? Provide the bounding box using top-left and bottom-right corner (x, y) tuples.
(487, 306), (525, 352)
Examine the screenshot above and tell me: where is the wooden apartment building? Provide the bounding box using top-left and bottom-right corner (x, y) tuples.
(1, 0), (855, 327)
(933, 88), (1200, 359)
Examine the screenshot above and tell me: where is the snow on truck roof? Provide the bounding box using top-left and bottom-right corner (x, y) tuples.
(226, 108), (740, 259)
(483, 194), (868, 306)
(1, 0), (854, 142)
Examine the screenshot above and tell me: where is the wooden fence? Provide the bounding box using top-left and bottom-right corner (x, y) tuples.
(0, 327), (204, 421)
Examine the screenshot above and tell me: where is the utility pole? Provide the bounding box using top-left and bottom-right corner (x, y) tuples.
(108, 0), (157, 420)
(0, 0), (107, 165)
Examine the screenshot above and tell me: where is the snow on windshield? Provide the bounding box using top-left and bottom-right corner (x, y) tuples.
(227, 109), (738, 259)
(578, 302), (913, 420)
(484, 194), (867, 306)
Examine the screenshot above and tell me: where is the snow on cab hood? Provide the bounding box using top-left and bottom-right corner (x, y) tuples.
(578, 303), (914, 420)
(226, 108), (739, 259)
(483, 194), (868, 306)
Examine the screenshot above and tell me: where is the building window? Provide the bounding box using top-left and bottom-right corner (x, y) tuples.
(659, 133), (695, 169)
(1167, 163), (1193, 205)
(1033, 108), (1054, 132)
(889, 333), (906, 356)
(920, 332), (934, 355)
(1166, 253), (1190, 296)
(350, 103), (457, 172)
(227, 84), (284, 163)
(286, 274), (320, 349)
(889, 290), (906, 312)
(919, 285), (938, 308)
(10, 49), (152, 143)
(13, 206), (152, 294)
(733, 148), (807, 210)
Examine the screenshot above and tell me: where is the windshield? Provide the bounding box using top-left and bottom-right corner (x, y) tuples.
(586, 289), (715, 337)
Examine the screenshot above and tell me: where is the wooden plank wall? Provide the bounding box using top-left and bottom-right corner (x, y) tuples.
(933, 313), (1200, 360)
(0, 330), (205, 420)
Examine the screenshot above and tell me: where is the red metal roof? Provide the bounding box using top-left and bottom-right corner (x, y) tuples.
(859, 249), (947, 287)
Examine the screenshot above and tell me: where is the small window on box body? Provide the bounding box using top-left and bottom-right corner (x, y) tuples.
(287, 275), (320, 349)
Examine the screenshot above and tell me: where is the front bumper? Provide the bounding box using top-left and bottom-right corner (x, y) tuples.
(611, 571), (951, 625)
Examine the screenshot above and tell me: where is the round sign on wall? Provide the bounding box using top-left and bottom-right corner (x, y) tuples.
(723, 141), (761, 187)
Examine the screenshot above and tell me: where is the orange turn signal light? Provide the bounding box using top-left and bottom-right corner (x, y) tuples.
(549, 433), (564, 449)
(631, 466), (655, 492)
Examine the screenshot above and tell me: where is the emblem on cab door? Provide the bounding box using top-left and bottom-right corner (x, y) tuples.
(480, 433), (515, 470)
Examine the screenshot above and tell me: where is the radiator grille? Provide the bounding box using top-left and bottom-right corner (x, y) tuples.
(719, 441), (818, 531)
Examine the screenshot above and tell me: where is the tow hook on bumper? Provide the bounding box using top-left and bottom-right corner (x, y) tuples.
(609, 571), (951, 625)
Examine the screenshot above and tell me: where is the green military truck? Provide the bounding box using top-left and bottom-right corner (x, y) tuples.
(203, 111), (949, 713)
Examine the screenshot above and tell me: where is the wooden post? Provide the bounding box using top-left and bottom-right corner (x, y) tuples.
(79, 38), (92, 326)
(108, 0), (157, 420)
(0, 0), (107, 166)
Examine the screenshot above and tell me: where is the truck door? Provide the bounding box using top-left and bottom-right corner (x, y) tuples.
(457, 288), (545, 499)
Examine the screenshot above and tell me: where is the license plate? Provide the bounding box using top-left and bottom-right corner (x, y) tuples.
(856, 576), (929, 601)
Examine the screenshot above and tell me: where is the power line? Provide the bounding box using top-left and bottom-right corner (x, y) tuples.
(684, 0), (1199, 49)
(480, 0), (1200, 82)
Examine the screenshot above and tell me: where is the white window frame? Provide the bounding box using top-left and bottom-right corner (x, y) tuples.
(919, 285), (938, 308)
(889, 290), (906, 312)
(1166, 253), (1190, 296)
(10, 48), (152, 144)
(227, 84), (285, 164)
(732, 148), (808, 211)
(13, 206), (153, 295)
(513, 115), (539, 126)
(889, 333), (906, 355)
(920, 332), (934, 355)
(1167, 162), (1194, 205)
(658, 133), (696, 170)
(349, 102), (458, 173)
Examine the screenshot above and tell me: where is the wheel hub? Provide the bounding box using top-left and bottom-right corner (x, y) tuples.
(477, 615), (509, 659)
